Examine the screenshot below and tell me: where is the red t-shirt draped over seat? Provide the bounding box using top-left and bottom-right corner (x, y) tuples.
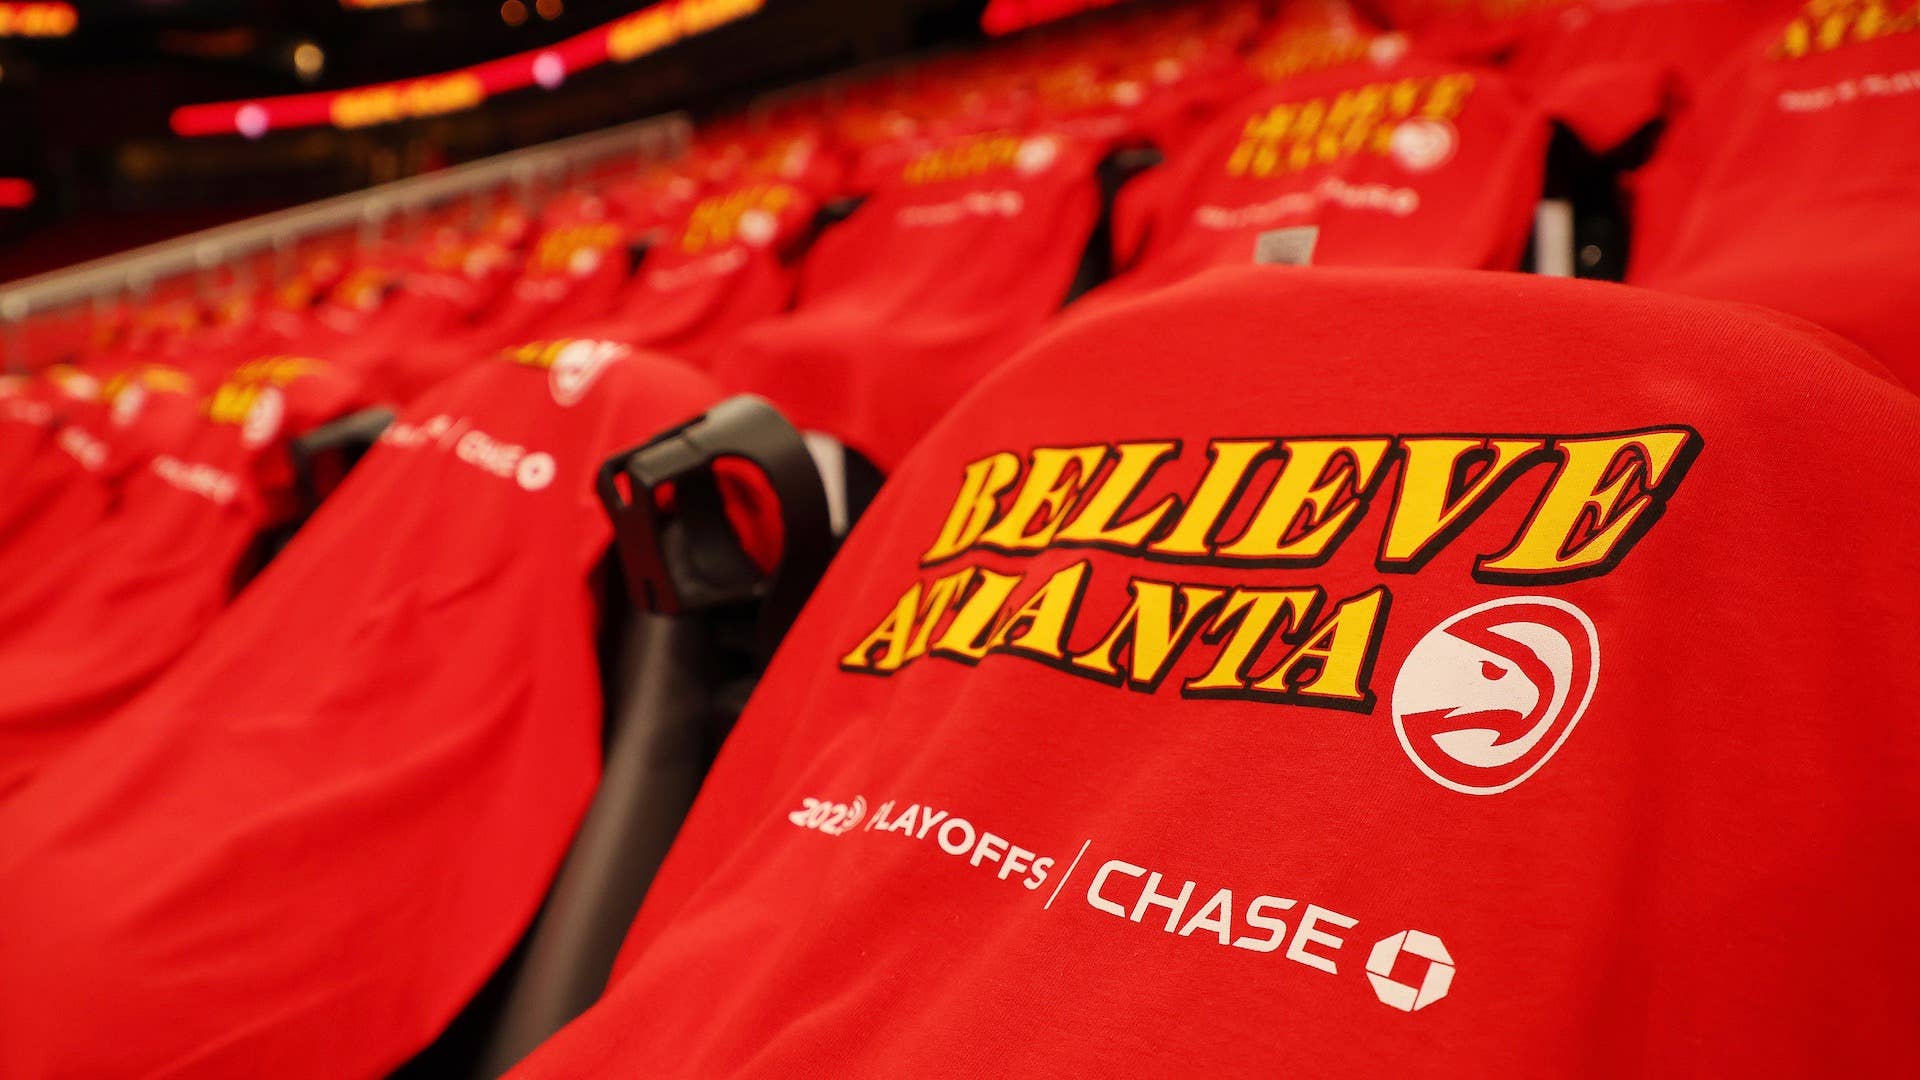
(0, 358), (367, 796)
(712, 129), (1110, 471)
(0, 347), (726, 1078)
(0, 368), (121, 560)
(554, 179), (819, 369)
(1092, 59), (1547, 307)
(1627, 3), (1920, 389)
(513, 267), (1918, 1078)
(0, 364), (203, 584)
(385, 197), (634, 403)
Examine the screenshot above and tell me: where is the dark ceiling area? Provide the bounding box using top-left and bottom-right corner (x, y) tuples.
(0, 0), (989, 280)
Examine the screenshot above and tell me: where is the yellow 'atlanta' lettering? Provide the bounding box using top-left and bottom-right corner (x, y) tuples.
(920, 429), (1699, 583)
(840, 558), (1391, 713)
(205, 383), (261, 425)
(1250, 28), (1379, 83)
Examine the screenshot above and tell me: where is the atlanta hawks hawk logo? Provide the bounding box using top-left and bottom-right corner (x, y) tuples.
(1391, 596), (1599, 795)
(548, 339), (626, 407)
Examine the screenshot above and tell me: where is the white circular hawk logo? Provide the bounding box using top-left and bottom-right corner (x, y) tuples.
(1388, 117), (1457, 173)
(241, 386), (285, 449)
(1392, 596), (1599, 795)
(548, 339), (626, 407)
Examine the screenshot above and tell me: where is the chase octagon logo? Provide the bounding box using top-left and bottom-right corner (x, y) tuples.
(1391, 596), (1599, 795)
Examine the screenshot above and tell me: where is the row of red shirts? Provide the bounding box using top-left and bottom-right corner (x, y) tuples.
(696, 9), (1917, 472)
(0, 342), (732, 1077)
(0, 123), (1099, 809)
(1, 8), (1907, 621)
(0, 355), (370, 796)
(24, 4), (1915, 474)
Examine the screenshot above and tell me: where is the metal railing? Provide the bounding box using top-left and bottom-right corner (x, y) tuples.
(0, 110), (692, 364)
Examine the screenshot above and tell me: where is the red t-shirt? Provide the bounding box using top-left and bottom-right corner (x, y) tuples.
(1359, 0), (1540, 60)
(0, 375), (52, 473)
(0, 365), (203, 577)
(0, 358), (365, 795)
(1626, 3), (1920, 389)
(387, 198), (633, 402)
(1102, 2), (1388, 255)
(712, 129), (1110, 470)
(0, 368), (99, 550)
(316, 233), (522, 404)
(1358, 0), (1792, 153)
(1502, 0), (1795, 152)
(1096, 60), (1547, 305)
(0, 348), (726, 1078)
(559, 180), (819, 368)
(512, 267), (1918, 1078)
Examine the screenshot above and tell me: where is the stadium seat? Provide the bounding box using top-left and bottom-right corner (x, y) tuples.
(0, 344), (735, 1077)
(1627, 2), (1920, 389)
(544, 178), (821, 370)
(455, 394), (834, 1076)
(316, 217), (532, 402)
(507, 266), (1919, 1077)
(0, 357), (366, 795)
(0, 367), (131, 555)
(387, 195), (634, 402)
(1498, 0), (1795, 155)
(0, 364), (203, 574)
(1089, 58), (1547, 305)
(711, 129), (1113, 472)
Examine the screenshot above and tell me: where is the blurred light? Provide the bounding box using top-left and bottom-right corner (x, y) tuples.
(0, 62), (7, 82)
(236, 104), (270, 140)
(293, 42), (325, 81)
(171, 0), (768, 137)
(0, 3), (76, 39)
(119, 144), (160, 181)
(0, 178), (35, 208)
(536, 0), (562, 19)
(341, 0), (428, 8)
(500, 0), (526, 26)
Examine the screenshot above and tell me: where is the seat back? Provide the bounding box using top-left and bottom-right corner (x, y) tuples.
(711, 129), (1111, 470)
(0, 344), (726, 1079)
(384, 198), (633, 401)
(0, 357), (364, 794)
(465, 394), (833, 1077)
(1099, 58), (1546, 303)
(508, 267), (1920, 1078)
(550, 180), (821, 369)
(1627, 3), (1920, 388)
